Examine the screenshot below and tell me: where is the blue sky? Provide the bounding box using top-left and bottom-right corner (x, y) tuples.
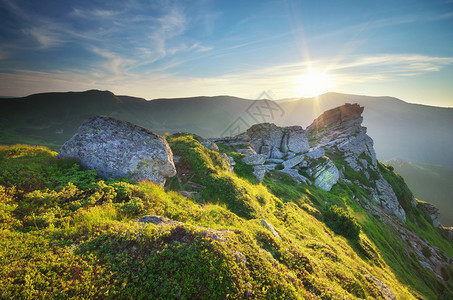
(0, 0), (452, 106)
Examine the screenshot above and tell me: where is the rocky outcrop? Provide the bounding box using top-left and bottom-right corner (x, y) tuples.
(306, 103), (405, 222)
(247, 123), (309, 158)
(214, 103), (408, 222)
(58, 115), (176, 185)
(419, 202), (441, 228)
(307, 103), (377, 166)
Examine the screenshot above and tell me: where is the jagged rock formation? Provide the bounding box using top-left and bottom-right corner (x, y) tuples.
(306, 103), (406, 222)
(58, 115), (176, 185)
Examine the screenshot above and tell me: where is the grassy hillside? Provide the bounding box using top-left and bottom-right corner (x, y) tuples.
(1, 143), (452, 299)
(386, 158), (453, 227)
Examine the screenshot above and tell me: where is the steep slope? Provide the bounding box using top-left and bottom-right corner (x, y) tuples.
(386, 158), (453, 227)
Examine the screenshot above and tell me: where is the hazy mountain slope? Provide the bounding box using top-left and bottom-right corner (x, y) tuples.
(0, 90), (135, 148)
(134, 96), (255, 137)
(386, 158), (453, 226)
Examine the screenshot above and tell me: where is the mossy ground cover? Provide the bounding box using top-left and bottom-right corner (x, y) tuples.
(0, 143), (452, 298)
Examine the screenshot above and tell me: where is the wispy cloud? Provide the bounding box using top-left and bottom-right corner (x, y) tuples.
(91, 48), (134, 76)
(22, 27), (62, 49)
(71, 8), (120, 19)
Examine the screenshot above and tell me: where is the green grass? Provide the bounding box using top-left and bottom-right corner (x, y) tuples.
(1, 143), (452, 299)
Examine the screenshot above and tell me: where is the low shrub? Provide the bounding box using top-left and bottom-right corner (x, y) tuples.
(323, 205), (361, 240)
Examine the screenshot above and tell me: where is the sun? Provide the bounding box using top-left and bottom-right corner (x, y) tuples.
(294, 70), (335, 97)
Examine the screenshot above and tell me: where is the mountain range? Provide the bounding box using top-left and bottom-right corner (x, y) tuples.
(1, 90), (452, 168)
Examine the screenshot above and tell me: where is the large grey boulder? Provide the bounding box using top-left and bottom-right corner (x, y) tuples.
(58, 115), (176, 185)
(310, 157), (339, 191)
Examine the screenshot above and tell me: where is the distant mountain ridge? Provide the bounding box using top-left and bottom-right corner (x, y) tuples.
(1, 90), (452, 168)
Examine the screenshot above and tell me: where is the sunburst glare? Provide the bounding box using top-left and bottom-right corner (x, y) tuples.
(293, 69), (335, 98)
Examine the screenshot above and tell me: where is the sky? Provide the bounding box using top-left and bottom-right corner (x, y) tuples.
(0, 0), (452, 107)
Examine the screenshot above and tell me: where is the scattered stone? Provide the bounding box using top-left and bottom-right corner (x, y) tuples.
(242, 154), (266, 165)
(237, 148), (256, 155)
(199, 229), (228, 243)
(179, 191), (198, 198)
(253, 165), (267, 181)
(266, 158), (285, 164)
(305, 148), (325, 160)
(310, 157), (339, 191)
(186, 181), (206, 190)
(234, 251), (247, 266)
(264, 164), (278, 171)
(227, 156), (235, 171)
(279, 169), (311, 185)
(365, 275), (396, 300)
(137, 215), (181, 226)
(200, 141), (219, 151)
(58, 115), (176, 185)
(285, 152), (296, 159)
(260, 219), (281, 240)
(282, 155), (305, 169)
